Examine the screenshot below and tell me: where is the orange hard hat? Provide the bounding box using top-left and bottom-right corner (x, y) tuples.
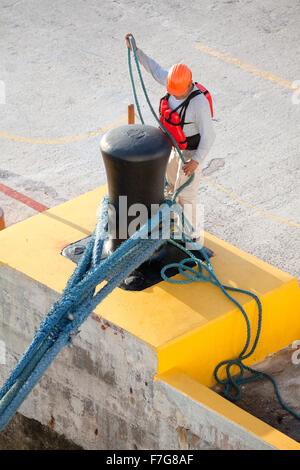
(166, 63), (192, 96)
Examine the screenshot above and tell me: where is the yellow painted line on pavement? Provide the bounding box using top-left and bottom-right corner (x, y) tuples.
(195, 44), (299, 90)
(0, 116), (127, 144)
(201, 174), (300, 228)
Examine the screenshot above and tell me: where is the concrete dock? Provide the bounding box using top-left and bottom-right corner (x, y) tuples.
(0, 186), (299, 449)
(0, 0), (299, 450)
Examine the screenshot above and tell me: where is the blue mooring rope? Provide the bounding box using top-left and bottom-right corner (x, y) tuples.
(0, 199), (169, 429)
(0, 41), (298, 431)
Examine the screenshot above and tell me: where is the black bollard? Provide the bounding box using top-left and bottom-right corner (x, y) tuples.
(62, 124), (214, 291)
(100, 124), (171, 252)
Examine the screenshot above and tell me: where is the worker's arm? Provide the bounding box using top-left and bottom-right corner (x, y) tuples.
(125, 34), (167, 87)
(136, 49), (168, 87)
(191, 96), (216, 167)
(183, 97), (216, 177)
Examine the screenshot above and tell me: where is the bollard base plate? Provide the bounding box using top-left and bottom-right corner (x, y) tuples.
(61, 237), (214, 291)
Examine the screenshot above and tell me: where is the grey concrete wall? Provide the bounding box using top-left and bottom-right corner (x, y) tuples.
(0, 264), (279, 449)
(0, 264), (160, 449)
(154, 378), (276, 450)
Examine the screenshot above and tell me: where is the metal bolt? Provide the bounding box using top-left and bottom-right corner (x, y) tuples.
(73, 246), (84, 255)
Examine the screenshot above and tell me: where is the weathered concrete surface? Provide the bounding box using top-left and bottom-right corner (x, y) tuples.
(0, 264), (160, 450)
(155, 375), (274, 450)
(213, 347), (300, 443)
(0, 412), (82, 450)
(1, 263), (298, 450)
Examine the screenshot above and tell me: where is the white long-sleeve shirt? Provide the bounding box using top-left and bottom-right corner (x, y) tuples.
(137, 48), (216, 166)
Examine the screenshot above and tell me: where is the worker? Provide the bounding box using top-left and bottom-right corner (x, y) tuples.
(125, 34), (216, 244)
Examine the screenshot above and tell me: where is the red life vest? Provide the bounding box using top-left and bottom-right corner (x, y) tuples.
(159, 82), (213, 150)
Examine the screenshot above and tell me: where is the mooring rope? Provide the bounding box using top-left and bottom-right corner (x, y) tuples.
(0, 199), (168, 429)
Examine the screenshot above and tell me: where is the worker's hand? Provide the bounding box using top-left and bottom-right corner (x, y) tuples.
(183, 159), (199, 178)
(125, 34), (138, 51)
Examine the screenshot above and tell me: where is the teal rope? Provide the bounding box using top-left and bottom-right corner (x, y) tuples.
(162, 232), (300, 419)
(128, 47), (144, 124)
(127, 36), (194, 202)
(127, 40), (300, 420)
